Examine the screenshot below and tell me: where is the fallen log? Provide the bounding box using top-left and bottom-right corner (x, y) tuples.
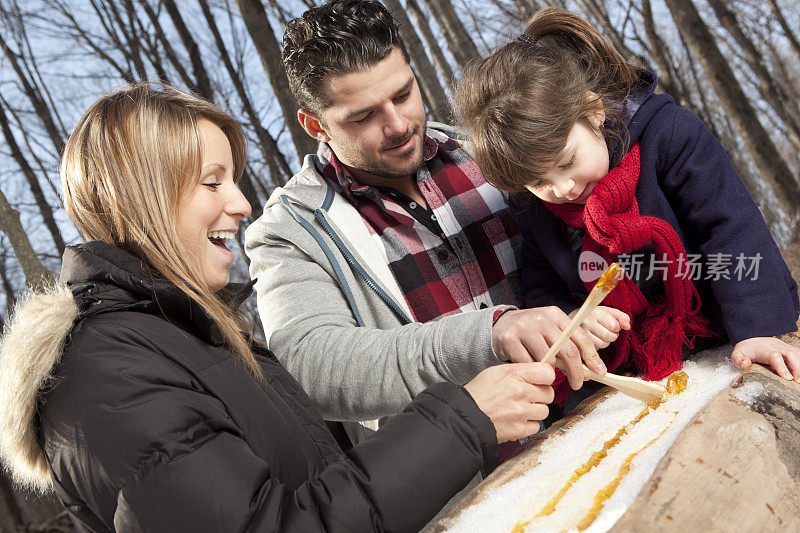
(426, 353), (800, 532)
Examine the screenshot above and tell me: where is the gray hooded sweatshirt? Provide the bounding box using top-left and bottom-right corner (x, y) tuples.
(245, 124), (519, 443)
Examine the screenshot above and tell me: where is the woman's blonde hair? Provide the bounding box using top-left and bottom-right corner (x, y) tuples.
(61, 83), (260, 378)
(452, 8), (641, 193)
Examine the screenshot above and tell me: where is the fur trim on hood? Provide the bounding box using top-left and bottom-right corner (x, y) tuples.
(0, 283), (77, 492)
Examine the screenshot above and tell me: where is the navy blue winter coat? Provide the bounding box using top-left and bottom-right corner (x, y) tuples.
(515, 78), (799, 345)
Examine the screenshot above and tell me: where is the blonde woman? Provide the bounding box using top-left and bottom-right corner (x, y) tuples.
(0, 84), (557, 532)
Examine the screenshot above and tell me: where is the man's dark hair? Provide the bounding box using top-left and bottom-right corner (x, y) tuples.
(282, 0), (410, 115)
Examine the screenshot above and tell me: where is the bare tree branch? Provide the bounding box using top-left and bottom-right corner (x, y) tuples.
(0, 102), (65, 256)
(235, 0), (318, 159)
(667, 0), (800, 226)
(161, 0), (214, 100)
(0, 187), (54, 287)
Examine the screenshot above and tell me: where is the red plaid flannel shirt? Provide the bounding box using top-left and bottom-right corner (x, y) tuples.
(321, 129), (520, 322)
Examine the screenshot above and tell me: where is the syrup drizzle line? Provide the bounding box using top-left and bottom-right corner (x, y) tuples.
(576, 413), (677, 530)
(510, 371), (687, 532)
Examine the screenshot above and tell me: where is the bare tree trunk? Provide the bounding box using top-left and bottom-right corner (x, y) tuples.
(673, 28), (722, 141)
(0, 188), (54, 287)
(458, 0), (490, 55)
(161, 0), (214, 100)
(134, 13), (172, 84)
(235, 0), (318, 159)
(423, 0), (480, 67)
(137, 0), (199, 90)
(0, 249), (17, 311)
(0, 28), (65, 157)
(0, 104), (65, 257)
(640, 0), (688, 105)
(265, 0), (291, 27)
(767, 0), (800, 63)
(197, 0), (292, 190)
(707, 0), (800, 150)
(405, 0), (455, 85)
(758, 27), (800, 118)
(382, 0), (450, 122)
(488, 0), (526, 23)
(95, 0), (150, 80)
(515, 0), (544, 18)
(667, 0), (800, 225)
(578, 0), (648, 67)
(11, 5), (69, 139)
(0, 92), (62, 201)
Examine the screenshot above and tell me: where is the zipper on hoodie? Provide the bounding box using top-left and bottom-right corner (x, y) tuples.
(314, 209), (412, 325)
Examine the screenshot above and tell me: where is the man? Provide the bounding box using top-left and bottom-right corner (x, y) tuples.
(245, 0), (611, 445)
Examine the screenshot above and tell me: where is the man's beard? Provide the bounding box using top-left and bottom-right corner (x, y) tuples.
(360, 124), (426, 180)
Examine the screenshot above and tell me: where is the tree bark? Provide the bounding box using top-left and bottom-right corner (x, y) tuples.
(667, 0), (800, 225)
(707, 0), (800, 150)
(98, 0), (150, 80)
(579, 0), (648, 68)
(137, 0), (200, 91)
(767, 0), (800, 63)
(640, 0), (688, 105)
(0, 29), (65, 157)
(426, 362), (800, 532)
(612, 367), (800, 531)
(406, 0), (455, 85)
(234, 0), (318, 159)
(382, 0), (450, 122)
(0, 103), (65, 257)
(197, 0), (292, 189)
(423, 0), (480, 67)
(0, 249), (17, 311)
(161, 0), (214, 100)
(0, 188), (54, 288)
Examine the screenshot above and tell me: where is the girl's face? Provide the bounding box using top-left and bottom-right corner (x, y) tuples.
(176, 119), (251, 291)
(524, 118), (609, 204)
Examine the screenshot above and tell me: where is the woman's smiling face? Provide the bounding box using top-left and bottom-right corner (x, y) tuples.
(176, 119), (251, 291)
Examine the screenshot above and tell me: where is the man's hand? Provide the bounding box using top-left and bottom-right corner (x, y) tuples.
(464, 362), (555, 443)
(492, 306), (608, 390)
(731, 336), (800, 382)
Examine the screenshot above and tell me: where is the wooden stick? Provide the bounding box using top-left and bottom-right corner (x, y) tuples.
(541, 262), (667, 404)
(540, 263), (625, 366)
(553, 359), (667, 405)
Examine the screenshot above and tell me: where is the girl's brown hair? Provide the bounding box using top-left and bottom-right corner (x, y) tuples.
(61, 83), (260, 379)
(452, 7), (641, 193)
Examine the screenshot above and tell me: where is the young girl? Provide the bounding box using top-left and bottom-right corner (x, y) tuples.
(453, 8), (800, 403)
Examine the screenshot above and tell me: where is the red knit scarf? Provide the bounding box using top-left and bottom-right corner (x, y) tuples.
(544, 143), (711, 404)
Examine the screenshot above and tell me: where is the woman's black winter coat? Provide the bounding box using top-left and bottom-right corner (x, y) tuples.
(0, 242), (498, 532)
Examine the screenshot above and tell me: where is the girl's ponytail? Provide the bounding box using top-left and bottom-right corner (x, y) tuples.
(524, 8), (639, 103)
(453, 8), (642, 194)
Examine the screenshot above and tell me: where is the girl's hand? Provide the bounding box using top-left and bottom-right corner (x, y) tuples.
(731, 337), (800, 382)
(569, 305), (631, 352)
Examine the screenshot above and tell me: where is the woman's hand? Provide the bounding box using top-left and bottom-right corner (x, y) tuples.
(569, 305), (631, 351)
(464, 362), (555, 443)
(731, 337), (800, 382)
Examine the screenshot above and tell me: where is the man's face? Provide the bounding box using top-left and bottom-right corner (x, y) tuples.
(309, 48), (427, 183)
